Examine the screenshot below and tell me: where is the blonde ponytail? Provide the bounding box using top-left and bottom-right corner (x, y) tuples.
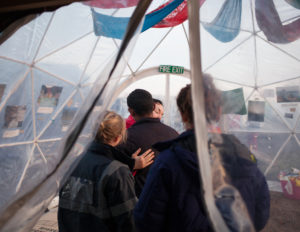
(96, 111), (127, 144)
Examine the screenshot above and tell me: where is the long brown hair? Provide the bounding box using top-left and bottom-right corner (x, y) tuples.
(176, 73), (221, 126)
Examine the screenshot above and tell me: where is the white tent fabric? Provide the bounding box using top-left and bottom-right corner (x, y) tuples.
(0, 0), (300, 231)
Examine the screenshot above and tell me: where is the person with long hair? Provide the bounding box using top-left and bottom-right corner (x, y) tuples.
(134, 74), (270, 231)
(58, 111), (154, 232)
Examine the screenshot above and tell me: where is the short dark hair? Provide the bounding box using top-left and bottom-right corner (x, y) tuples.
(153, 98), (163, 105)
(127, 89), (154, 116)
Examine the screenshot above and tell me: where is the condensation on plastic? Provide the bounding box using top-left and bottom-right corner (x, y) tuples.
(200, 0), (300, 231)
(0, 2), (145, 231)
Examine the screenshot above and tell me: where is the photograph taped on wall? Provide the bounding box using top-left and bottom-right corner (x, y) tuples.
(37, 85), (63, 114)
(3, 105), (26, 138)
(4, 105), (26, 129)
(276, 86), (300, 103)
(248, 101), (265, 122)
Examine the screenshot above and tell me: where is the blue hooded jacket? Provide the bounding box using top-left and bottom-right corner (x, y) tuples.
(134, 130), (270, 232)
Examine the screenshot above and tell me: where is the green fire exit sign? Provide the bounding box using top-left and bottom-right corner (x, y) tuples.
(159, 65), (184, 74)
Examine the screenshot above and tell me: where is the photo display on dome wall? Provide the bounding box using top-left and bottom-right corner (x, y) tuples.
(0, 84), (5, 102)
(276, 86), (300, 103)
(2, 105), (26, 138)
(37, 85), (63, 114)
(248, 101), (265, 122)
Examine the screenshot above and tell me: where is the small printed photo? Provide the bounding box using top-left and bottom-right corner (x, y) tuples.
(276, 86), (300, 103)
(37, 85), (63, 108)
(0, 84), (6, 102)
(248, 101), (265, 122)
(262, 89), (275, 98)
(4, 105), (26, 129)
(290, 108), (296, 113)
(284, 113), (293, 119)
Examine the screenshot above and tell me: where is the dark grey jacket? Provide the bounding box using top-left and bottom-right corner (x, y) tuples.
(58, 142), (137, 232)
(117, 117), (178, 197)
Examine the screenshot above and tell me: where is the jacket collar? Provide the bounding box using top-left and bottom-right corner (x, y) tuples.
(153, 129), (194, 152)
(132, 117), (160, 126)
(88, 141), (116, 160)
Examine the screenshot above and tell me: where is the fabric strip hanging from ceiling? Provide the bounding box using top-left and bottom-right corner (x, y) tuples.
(91, 0), (184, 39)
(84, 0), (139, 8)
(153, 0), (205, 28)
(202, 0), (242, 43)
(256, 0), (300, 44)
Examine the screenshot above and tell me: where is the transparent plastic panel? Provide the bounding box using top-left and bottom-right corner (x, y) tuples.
(0, 58), (29, 105)
(125, 27), (175, 74)
(0, 13), (52, 63)
(231, 131), (290, 175)
(16, 146), (48, 201)
(257, 31), (300, 61)
(0, 3), (144, 229)
(168, 74), (191, 133)
(256, 37), (300, 86)
(39, 91), (82, 140)
(128, 25), (190, 73)
(240, 0), (258, 32)
(0, 144), (34, 210)
(81, 37), (119, 85)
(32, 69), (76, 139)
(258, 79), (300, 130)
(201, 28), (253, 71)
(79, 85), (93, 100)
(37, 141), (61, 174)
(214, 79), (254, 100)
(36, 34), (98, 85)
(0, 74), (33, 144)
(36, 3), (94, 61)
(265, 135), (300, 181)
(205, 36), (256, 87)
(273, 0), (300, 22)
(220, 90), (290, 133)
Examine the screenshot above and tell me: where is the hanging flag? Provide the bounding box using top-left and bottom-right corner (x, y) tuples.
(85, 0), (139, 9)
(256, 0), (300, 44)
(203, 0), (242, 43)
(92, 0), (184, 39)
(153, 0), (206, 28)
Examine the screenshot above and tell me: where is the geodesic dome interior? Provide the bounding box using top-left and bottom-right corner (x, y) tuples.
(0, 0), (300, 231)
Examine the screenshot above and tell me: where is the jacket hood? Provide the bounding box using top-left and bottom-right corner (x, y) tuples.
(154, 130), (200, 174)
(154, 130), (258, 178)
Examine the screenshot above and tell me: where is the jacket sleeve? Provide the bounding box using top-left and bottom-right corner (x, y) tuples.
(134, 156), (170, 232)
(117, 135), (137, 158)
(254, 169), (270, 231)
(105, 165), (138, 232)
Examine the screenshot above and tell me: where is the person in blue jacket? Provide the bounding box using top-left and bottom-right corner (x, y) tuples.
(134, 74), (270, 232)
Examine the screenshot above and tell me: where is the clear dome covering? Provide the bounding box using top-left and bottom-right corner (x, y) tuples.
(0, 0), (300, 231)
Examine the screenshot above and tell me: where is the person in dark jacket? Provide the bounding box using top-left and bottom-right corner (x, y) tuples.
(118, 89), (178, 197)
(134, 75), (270, 232)
(58, 111), (154, 232)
